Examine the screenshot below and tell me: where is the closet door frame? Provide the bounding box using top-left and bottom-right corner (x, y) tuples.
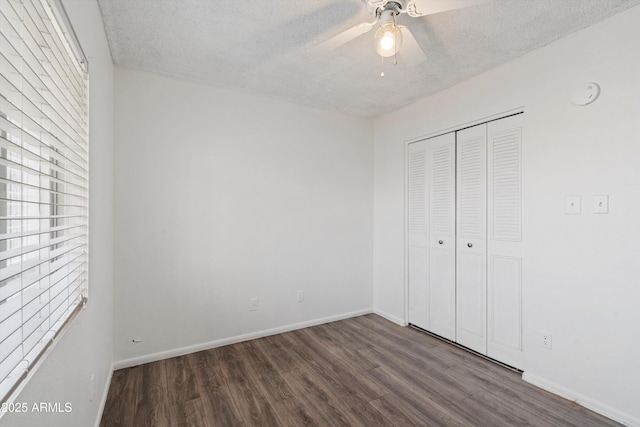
(404, 109), (524, 367)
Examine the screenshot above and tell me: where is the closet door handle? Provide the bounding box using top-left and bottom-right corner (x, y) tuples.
(467, 243), (473, 248)
(438, 240), (444, 245)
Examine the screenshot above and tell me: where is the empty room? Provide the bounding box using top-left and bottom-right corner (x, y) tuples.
(1, 0), (639, 426)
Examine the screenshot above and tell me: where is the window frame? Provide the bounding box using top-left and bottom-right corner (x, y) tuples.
(0, 0), (89, 406)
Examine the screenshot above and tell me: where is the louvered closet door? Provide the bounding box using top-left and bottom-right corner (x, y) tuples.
(487, 114), (523, 369)
(407, 141), (429, 329)
(455, 124), (487, 354)
(427, 133), (456, 340)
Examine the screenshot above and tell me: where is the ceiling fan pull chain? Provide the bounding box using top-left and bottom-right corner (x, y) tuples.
(393, 13), (398, 65)
(381, 56), (385, 78)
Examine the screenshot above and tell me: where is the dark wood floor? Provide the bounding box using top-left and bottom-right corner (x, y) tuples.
(100, 314), (620, 427)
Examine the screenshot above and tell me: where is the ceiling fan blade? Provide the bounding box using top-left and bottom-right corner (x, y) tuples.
(399, 26), (426, 66)
(407, 0), (489, 17)
(310, 20), (377, 53)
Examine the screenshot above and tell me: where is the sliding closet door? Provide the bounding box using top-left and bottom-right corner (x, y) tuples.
(455, 124), (487, 354)
(427, 133), (456, 340)
(487, 114), (523, 369)
(407, 141), (429, 329)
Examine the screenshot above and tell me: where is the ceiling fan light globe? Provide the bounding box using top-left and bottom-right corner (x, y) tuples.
(380, 33), (395, 50)
(374, 23), (403, 57)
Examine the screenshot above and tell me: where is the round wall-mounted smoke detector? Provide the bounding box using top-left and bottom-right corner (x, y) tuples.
(571, 82), (600, 106)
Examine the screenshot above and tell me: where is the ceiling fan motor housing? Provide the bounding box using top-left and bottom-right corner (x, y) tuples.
(368, 0), (408, 16)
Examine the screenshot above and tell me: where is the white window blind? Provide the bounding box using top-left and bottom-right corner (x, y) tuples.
(0, 0), (88, 404)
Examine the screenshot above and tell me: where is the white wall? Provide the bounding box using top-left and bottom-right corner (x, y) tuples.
(1, 1), (114, 427)
(373, 5), (640, 425)
(113, 67), (373, 367)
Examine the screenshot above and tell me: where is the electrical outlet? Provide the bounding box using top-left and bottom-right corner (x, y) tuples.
(541, 331), (552, 349)
(296, 290), (304, 302)
(250, 297), (259, 311)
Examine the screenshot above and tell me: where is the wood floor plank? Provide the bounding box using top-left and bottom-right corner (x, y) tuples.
(295, 328), (389, 401)
(195, 383), (244, 427)
(279, 369), (349, 427)
(236, 340), (278, 376)
(217, 344), (249, 386)
(349, 316), (453, 371)
(140, 360), (171, 427)
(369, 392), (463, 427)
(99, 369), (127, 427)
(467, 374), (620, 427)
(288, 360), (392, 427)
(282, 366), (379, 427)
(252, 333), (307, 373)
(252, 371), (295, 403)
(123, 366), (144, 427)
(166, 402), (189, 427)
(101, 314), (622, 427)
(368, 365), (471, 426)
(318, 320), (381, 371)
(358, 341), (479, 402)
(353, 314), (444, 350)
(165, 354), (200, 404)
(366, 345), (516, 426)
(271, 396), (322, 427)
(167, 397), (209, 427)
(237, 340), (295, 403)
(226, 378), (282, 426)
(182, 398), (210, 427)
(187, 349), (225, 390)
(309, 364), (388, 426)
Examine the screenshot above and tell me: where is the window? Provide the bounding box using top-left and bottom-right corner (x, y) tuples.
(0, 0), (88, 403)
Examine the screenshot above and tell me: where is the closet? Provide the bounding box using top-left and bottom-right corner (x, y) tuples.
(408, 113), (523, 369)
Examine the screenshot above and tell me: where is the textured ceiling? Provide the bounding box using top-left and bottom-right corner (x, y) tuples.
(97, 0), (640, 117)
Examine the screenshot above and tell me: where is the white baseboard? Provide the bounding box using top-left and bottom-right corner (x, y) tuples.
(522, 372), (639, 427)
(94, 364), (114, 427)
(373, 308), (407, 326)
(113, 308), (373, 370)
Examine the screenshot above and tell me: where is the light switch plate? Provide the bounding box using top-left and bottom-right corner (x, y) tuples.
(593, 195), (609, 214)
(565, 196), (581, 215)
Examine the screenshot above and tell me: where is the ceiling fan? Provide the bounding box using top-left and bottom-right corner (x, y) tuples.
(313, 0), (488, 75)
